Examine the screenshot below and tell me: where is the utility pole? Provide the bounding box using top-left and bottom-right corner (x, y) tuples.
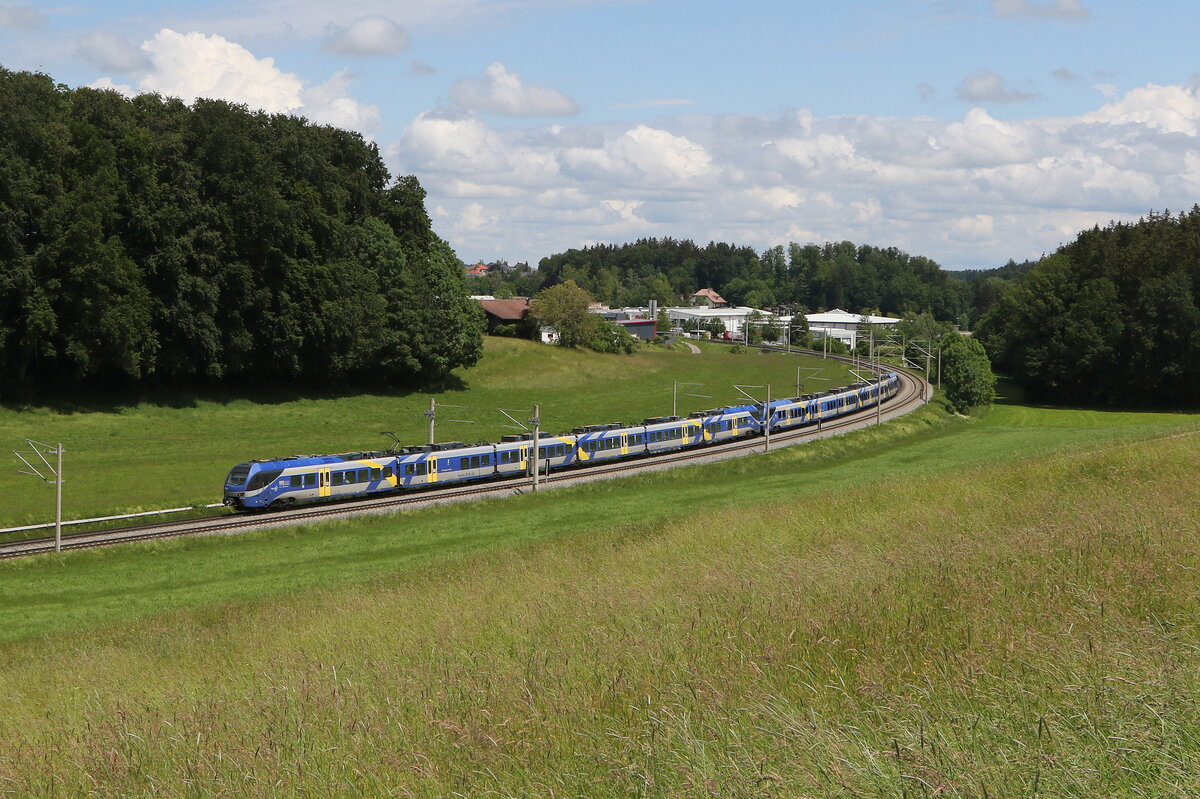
(531, 404), (540, 493)
(422, 398), (472, 445)
(499, 406), (541, 493)
(796, 367), (827, 397)
(14, 440), (64, 553)
(850, 369), (883, 426)
(672, 382), (708, 417)
(734, 384), (771, 453)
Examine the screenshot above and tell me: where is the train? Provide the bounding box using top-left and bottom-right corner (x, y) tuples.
(223, 372), (902, 511)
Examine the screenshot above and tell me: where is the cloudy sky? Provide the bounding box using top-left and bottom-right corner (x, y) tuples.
(3, 0), (1198, 269)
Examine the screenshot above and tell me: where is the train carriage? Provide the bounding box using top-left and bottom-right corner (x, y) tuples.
(691, 405), (758, 442)
(419, 442), (496, 487)
(533, 434), (580, 472)
(573, 424), (640, 464)
(642, 416), (703, 454)
(494, 434), (534, 478)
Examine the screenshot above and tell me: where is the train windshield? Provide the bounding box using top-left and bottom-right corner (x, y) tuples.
(226, 463), (251, 486)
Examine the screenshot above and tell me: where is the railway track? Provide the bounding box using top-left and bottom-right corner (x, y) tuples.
(0, 359), (928, 560)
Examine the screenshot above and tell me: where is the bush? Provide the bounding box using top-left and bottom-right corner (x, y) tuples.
(940, 332), (996, 413)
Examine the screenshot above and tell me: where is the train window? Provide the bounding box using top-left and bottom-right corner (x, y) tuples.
(331, 473), (342, 486)
(384, 467), (393, 478)
(358, 469), (369, 482)
(416, 463), (427, 475)
(290, 476), (301, 488)
(370, 468), (381, 480)
(227, 464), (251, 486)
(304, 473), (316, 488)
(246, 469), (283, 491)
(404, 464), (414, 476)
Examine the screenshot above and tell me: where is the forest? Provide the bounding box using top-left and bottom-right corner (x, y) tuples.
(976, 208), (1200, 406)
(0, 68), (483, 398)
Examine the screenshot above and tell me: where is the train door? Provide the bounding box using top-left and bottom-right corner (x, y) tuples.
(428, 457), (438, 484)
(519, 445), (529, 474)
(318, 468), (331, 497)
(621, 433), (629, 456)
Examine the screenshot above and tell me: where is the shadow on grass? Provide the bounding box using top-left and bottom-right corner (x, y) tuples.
(1, 374), (471, 415)
(992, 376), (1197, 416)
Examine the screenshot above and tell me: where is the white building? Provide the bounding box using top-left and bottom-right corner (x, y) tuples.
(667, 306), (775, 336)
(805, 308), (900, 350)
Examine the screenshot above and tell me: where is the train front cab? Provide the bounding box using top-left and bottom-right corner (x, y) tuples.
(764, 398), (808, 434)
(696, 406), (757, 441)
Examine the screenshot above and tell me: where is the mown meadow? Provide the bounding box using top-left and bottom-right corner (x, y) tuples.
(0, 338), (853, 532)
(0, 343), (1197, 797)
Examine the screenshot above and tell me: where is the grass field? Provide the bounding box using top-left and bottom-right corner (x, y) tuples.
(1, 344), (1198, 797)
(0, 338), (854, 531)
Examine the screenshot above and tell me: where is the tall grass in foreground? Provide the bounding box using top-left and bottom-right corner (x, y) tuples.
(1, 433), (1197, 797)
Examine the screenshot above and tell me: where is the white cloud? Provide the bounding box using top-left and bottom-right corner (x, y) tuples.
(87, 77), (135, 96)
(612, 98), (697, 109)
(955, 70), (1038, 103)
(449, 62), (579, 117)
(993, 0), (1090, 21)
(611, 125), (713, 182)
(302, 69), (382, 135)
(138, 29), (304, 113)
(88, 29), (381, 136)
(389, 76), (1200, 269)
(948, 214), (995, 242)
(322, 16), (409, 56)
(1082, 83), (1200, 135)
(0, 4), (43, 29)
(77, 31), (151, 73)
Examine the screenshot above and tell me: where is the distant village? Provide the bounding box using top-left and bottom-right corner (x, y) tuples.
(470, 276), (899, 350)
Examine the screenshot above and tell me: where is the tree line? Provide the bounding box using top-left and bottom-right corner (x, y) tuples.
(472, 238), (1002, 329)
(977, 208), (1200, 407)
(0, 67), (483, 398)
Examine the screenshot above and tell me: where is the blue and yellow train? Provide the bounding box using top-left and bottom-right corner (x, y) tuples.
(223, 373), (902, 510)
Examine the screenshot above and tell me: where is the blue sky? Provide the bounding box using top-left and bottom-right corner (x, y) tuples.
(3, 0), (1199, 270)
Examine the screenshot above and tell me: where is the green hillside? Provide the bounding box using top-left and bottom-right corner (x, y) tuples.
(0, 337), (853, 529)
(0, 345), (1196, 797)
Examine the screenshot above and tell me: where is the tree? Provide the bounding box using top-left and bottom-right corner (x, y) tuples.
(939, 332), (996, 413)
(530, 280), (595, 348)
